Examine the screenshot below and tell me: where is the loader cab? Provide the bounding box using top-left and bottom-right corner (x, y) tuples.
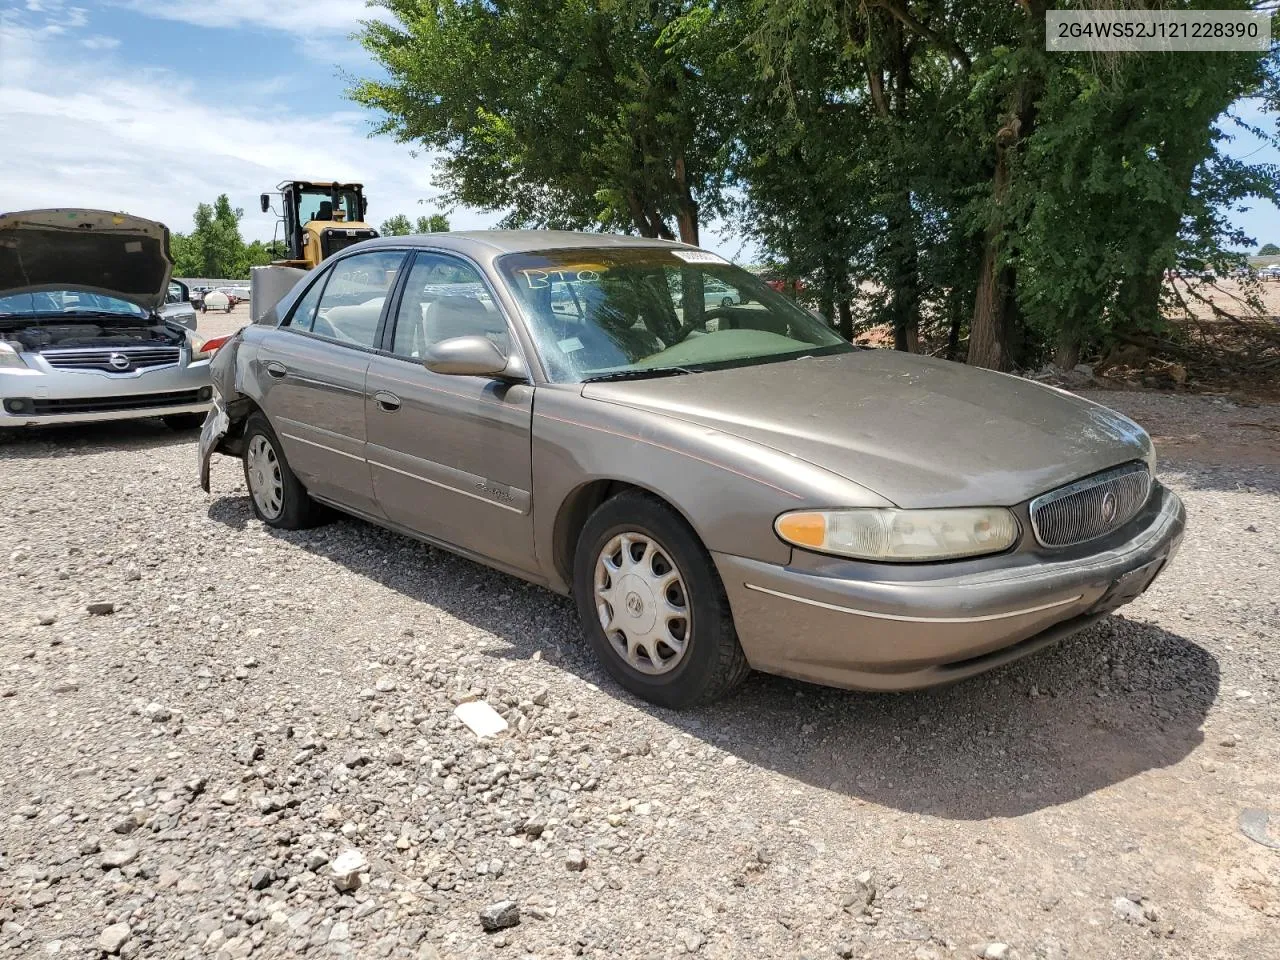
(260, 180), (377, 269)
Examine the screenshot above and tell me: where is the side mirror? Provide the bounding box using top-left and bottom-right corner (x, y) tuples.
(424, 336), (516, 378)
(170, 279), (190, 303)
(361, 197), (369, 219)
(260, 193), (271, 214)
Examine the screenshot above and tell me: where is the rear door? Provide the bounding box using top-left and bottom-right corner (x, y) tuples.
(256, 249), (408, 516)
(364, 250), (537, 575)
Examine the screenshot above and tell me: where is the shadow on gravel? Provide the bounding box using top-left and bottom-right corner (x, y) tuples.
(208, 492), (1219, 821)
(0, 419), (197, 458)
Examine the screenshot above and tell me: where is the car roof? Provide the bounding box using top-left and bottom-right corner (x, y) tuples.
(354, 229), (695, 262)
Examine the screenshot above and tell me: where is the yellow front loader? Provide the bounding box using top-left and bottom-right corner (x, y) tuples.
(251, 180), (381, 322)
(259, 180), (379, 270)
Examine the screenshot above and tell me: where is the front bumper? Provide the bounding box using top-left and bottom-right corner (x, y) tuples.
(0, 360), (212, 427)
(713, 484), (1185, 691)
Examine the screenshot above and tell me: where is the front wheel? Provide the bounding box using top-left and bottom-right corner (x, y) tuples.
(241, 412), (321, 529)
(573, 492), (749, 708)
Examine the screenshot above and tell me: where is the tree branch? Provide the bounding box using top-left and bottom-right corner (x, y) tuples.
(867, 0), (971, 71)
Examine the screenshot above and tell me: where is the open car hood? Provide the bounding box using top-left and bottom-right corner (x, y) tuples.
(0, 209), (173, 311)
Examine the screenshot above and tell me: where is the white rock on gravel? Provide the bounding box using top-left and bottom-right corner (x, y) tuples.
(96, 922), (130, 954)
(454, 700), (509, 738)
(330, 848), (368, 891)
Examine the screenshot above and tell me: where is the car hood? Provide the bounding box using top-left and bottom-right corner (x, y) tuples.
(0, 209), (173, 311)
(581, 350), (1153, 508)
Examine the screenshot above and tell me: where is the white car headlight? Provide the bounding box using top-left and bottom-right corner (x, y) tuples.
(775, 507), (1020, 561)
(0, 342), (28, 370)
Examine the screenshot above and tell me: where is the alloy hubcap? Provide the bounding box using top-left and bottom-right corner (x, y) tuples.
(246, 434), (284, 520)
(594, 532), (690, 675)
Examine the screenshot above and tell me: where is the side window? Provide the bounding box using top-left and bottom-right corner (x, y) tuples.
(309, 251), (406, 347)
(391, 253), (509, 360)
(283, 273), (327, 332)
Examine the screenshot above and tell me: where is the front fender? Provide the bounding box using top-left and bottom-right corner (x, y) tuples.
(531, 387), (892, 590)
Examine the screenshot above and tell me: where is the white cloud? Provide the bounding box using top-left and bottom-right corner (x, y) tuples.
(0, 16), (490, 243)
(114, 0), (379, 35)
(1, 2), (750, 260)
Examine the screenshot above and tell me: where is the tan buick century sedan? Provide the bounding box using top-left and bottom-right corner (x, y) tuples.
(200, 232), (1185, 707)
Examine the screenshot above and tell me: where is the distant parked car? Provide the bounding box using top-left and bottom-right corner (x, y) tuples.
(703, 279), (741, 310)
(0, 209), (218, 431)
(199, 230), (1184, 708)
(160, 280), (198, 330)
(1258, 265), (1280, 282)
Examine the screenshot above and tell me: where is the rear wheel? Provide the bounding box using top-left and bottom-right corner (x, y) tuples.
(162, 413), (205, 431)
(573, 492), (749, 708)
(241, 412), (321, 529)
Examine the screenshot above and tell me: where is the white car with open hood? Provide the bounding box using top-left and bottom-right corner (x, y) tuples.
(0, 209), (221, 430)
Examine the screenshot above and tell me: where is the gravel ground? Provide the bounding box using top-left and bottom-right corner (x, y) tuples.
(1, 392), (1277, 960)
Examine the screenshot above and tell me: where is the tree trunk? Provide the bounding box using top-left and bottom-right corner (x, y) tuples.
(1114, 140), (1201, 333)
(886, 209), (920, 352)
(625, 190), (675, 240)
(1054, 326), (1081, 370)
(967, 0), (1045, 371)
(818, 269), (835, 324)
(945, 286), (964, 360)
(837, 299), (854, 341)
(673, 154), (699, 245)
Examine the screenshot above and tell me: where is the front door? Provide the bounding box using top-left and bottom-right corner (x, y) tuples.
(257, 249), (408, 516)
(364, 250), (537, 575)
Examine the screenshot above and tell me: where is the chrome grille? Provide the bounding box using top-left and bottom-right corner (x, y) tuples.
(42, 346), (182, 373)
(1030, 463), (1152, 548)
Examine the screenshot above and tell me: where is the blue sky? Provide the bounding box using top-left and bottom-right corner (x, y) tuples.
(0, 0), (1275, 260)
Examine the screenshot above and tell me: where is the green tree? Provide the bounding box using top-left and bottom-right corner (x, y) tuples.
(416, 213), (450, 233)
(242, 239), (282, 271)
(183, 194), (248, 278)
(381, 212), (450, 235)
(1259, 242), (1280, 256)
(351, 0), (739, 243)
(747, 0), (1278, 369)
(169, 231), (201, 278)
(380, 214), (414, 236)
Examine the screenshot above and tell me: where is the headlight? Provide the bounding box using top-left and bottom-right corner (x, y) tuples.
(0, 342), (28, 370)
(775, 507), (1020, 561)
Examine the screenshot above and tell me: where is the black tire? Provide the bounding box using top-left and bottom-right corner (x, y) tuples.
(241, 412), (321, 529)
(162, 413), (206, 431)
(573, 491), (750, 708)
(720, 295), (734, 307)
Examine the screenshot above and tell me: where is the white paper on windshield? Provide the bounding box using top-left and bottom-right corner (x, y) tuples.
(558, 336), (584, 353)
(671, 249), (729, 265)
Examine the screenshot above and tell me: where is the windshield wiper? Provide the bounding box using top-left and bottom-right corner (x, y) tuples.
(581, 365), (697, 384)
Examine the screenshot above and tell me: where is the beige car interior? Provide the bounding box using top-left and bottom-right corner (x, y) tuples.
(394, 292), (510, 359)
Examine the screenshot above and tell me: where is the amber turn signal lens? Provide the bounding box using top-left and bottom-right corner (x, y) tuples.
(774, 512), (826, 547)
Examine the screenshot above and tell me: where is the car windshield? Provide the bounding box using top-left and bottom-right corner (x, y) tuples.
(0, 290), (147, 318)
(497, 248), (851, 382)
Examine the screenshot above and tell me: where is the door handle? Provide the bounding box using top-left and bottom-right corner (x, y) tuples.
(373, 391), (401, 412)
(265, 361), (287, 379)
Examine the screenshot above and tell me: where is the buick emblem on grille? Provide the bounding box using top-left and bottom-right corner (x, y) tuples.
(108, 352), (131, 371)
(1100, 491), (1118, 522)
